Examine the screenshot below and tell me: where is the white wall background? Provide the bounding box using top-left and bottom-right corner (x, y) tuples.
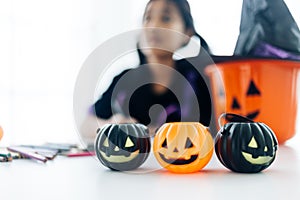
(0, 0), (299, 145)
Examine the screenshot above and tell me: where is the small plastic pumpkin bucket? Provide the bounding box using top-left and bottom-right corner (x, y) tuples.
(153, 122), (214, 173)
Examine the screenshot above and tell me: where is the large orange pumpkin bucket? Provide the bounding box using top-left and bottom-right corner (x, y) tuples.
(205, 59), (300, 144)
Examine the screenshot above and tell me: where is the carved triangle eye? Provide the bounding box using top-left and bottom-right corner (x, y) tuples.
(231, 97), (241, 109)
(125, 137), (134, 147)
(247, 80), (261, 96)
(103, 137), (109, 147)
(185, 138), (194, 148)
(162, 139), (168, 148)
(248, 137), (258, 148)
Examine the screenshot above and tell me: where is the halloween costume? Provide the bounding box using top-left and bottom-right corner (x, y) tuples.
(93, 59), (212, 127)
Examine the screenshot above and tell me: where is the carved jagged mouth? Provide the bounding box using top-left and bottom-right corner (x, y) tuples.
(159, 153), (198, 165)
(100, 150), (139, 163)
(246, 110), (260, 120)
(242, 152), (274, 165)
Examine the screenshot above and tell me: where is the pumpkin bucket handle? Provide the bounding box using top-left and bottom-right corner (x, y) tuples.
(218, 113), (254, 128)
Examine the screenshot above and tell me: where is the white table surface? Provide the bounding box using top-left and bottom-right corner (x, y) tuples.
(1, 138), (300, 200)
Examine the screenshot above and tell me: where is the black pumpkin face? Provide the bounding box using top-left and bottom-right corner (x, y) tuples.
(241, 136), (275, 165)
(215, 120), (278, 173)
(95, 123), (151, 171)
(230, 80), (261, 120)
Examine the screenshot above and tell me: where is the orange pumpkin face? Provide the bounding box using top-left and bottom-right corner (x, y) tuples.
(153, 122), (213, 173)
(229, 79), (262, 120)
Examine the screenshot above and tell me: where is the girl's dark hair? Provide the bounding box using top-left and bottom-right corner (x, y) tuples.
(138, 0), (210, 64)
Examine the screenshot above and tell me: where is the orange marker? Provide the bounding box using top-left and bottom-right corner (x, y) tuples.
(0, 126), (3, 141)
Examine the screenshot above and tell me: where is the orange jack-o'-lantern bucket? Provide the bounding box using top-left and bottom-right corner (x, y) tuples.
(206, 59), (300, 144)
